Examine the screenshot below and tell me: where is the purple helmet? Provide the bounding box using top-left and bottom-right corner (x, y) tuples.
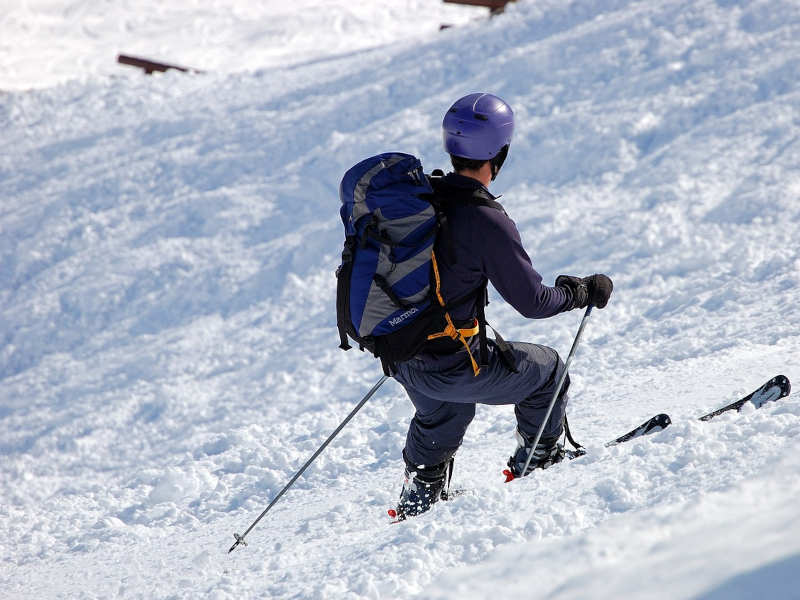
(442, 93), (514, 160)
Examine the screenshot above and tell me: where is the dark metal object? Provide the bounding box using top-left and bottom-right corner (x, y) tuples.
(443, 0), (514, 15)
(117, 54), (202, 75)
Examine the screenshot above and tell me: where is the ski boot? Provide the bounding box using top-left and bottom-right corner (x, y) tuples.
(504, 428), (565, 482)
(389, 455), (453, 521)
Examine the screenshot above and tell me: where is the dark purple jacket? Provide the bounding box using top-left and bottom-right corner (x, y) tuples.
(433, 173), (569, 326)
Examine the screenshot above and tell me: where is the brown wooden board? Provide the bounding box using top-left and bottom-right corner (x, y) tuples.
(117, 54), (201, 75)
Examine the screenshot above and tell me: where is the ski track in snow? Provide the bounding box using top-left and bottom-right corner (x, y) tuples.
(2, 0), (800, 598)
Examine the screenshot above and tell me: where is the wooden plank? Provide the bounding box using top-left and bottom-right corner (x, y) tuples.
(443, 0), (511, 9)
(117, 54), (201, 75)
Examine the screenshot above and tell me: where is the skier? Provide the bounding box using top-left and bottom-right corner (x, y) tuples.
(391, 93), (613, 519)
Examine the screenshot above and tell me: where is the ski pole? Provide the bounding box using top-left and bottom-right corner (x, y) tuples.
(228, 374), (389, 553)
(518, 305), (593, 477)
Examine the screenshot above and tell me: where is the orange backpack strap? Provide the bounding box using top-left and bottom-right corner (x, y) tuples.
(426, 252), (482, 376)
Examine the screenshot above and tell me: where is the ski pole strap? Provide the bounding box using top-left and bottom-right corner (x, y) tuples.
(563, 414), (583, 451)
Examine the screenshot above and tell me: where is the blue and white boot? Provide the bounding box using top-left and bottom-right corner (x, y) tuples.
(388, 456), (453, 521)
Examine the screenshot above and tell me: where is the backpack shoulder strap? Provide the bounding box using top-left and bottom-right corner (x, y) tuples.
(423, 174), (456, 264)
(467, 187), (506, 214)
(427, 175), (506, 212)
(425, 175), (506, 264)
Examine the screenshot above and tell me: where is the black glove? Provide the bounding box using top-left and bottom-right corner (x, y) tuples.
(555, 274), (613, 310)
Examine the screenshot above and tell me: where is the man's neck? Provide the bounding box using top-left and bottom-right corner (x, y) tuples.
(455, 164), (492, 188)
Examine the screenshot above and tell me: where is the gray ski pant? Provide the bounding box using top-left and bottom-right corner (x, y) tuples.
(393, 340), (568, 468)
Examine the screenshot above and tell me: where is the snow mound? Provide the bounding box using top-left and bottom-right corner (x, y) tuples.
(2, 0), (800, 598)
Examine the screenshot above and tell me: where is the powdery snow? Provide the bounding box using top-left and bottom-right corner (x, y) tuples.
(1, 0), (486, 91)
(2, 0), (800, 598)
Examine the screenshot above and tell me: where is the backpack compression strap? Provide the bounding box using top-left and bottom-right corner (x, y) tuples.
(425, 251), (482, 376)
(336, 238), (355, 351)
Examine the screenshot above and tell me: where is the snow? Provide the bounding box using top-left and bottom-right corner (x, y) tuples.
(428, 447), (800, 600)
(2, 0), (800, 598)
(1, 0), (486, 91)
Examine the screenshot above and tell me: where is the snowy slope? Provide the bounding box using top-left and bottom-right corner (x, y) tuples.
(1, 0), (485, 91)
(2, 0), (800, 598)
(427, 447), (800, 600)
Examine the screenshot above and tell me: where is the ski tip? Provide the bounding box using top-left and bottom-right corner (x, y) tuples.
(776, 374), (791, 397)
(502, 469), (515, 483)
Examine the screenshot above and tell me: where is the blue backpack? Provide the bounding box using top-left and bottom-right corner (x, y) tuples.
(336, 153), (499, 375)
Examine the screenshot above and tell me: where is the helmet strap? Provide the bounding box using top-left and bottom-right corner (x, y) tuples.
(490, 145), (509, 181)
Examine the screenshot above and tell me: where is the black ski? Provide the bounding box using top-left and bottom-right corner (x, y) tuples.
(603, 413), (672, 447)
(558, 413), (671, 458)
(698, 375), (791, 421)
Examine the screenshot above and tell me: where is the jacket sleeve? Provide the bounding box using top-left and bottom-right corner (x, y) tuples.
(475, 206), (570, 319)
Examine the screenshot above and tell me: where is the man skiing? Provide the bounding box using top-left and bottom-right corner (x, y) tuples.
(390, 92), (613, 519)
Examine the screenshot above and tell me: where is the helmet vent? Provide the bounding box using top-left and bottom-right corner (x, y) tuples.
(474, 114), (488, 121)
